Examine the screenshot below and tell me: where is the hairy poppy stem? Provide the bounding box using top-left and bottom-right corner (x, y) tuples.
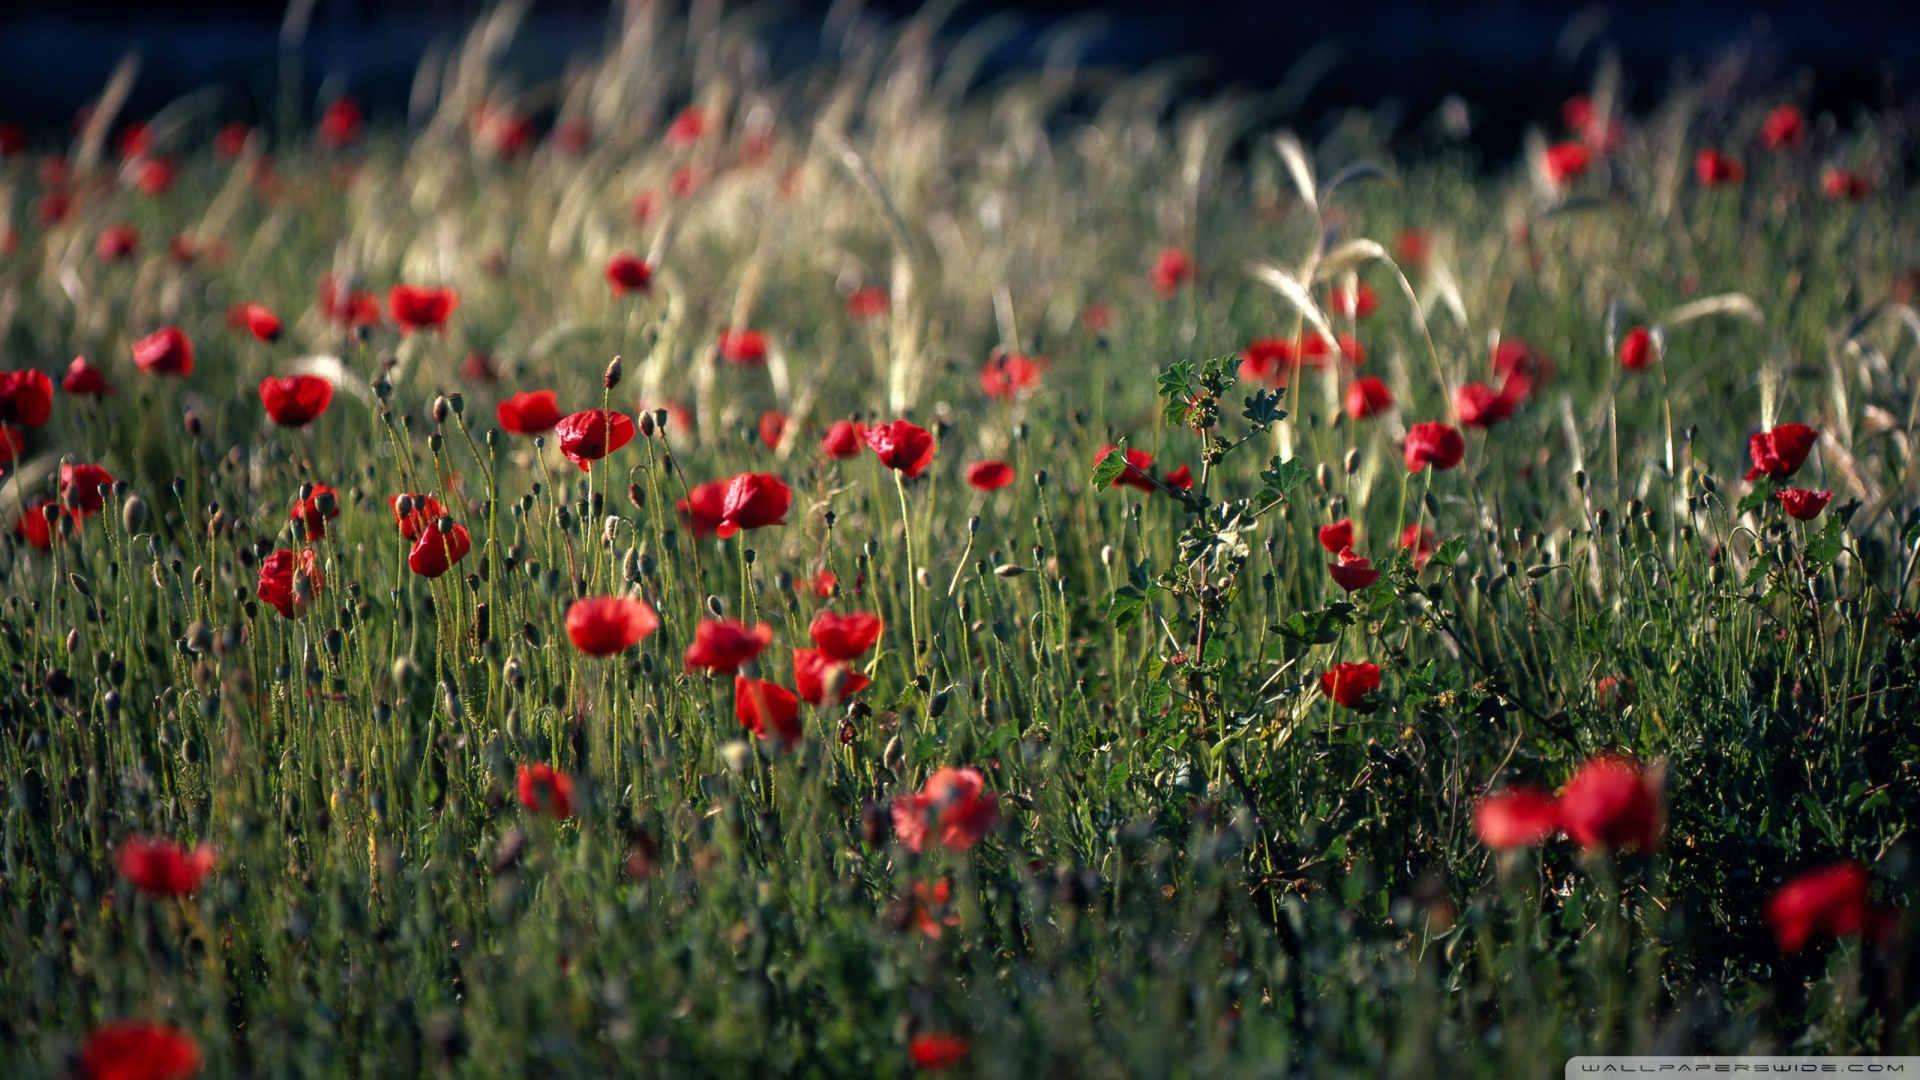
(894, 470), (920, 677)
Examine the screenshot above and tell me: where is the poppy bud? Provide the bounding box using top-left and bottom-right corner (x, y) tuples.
(1316, 463), (1334, 491)
(638, 412), (655, 438)
(428, 434), (443, 454)
(653, 408), (669, 431)
(1034, 470), (1049, 488)
(1574, 469), (1587, 490)
(604, 356), (623, 389)
(185, 410), (203, 437)
(433, 396), (451, 425)
(448, 392), (465, 416)
(1100, 544), (1114, 567)
(707, 595), (724, 617)
(1344, 449), (1361, 475)
(968, 516), (980, 536)
(121, 494), (148, 533)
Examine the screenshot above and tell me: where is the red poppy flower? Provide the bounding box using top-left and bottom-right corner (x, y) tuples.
(810, 610), (883, 661)
(907, 879), (958, 941)
(407, 520), (472, 578)
(810, 570), (838, 598)
(979, 351), (1046, 398)
(684, 619), (774, 672)
(892, 767), (1000, 854)
(1346, 376), (1394, 419)
(677, 480), (727, 538)
(318, 97), (364, 149)
(1395, 229), (1431, 270)
(59, 357), (109, 396)
(36, 189), (73, 226)
(1456, 382), (1513, 428)
(78, 1021), (203, 1080)
(1319, 661), (1381, 708)
(1404, 422), (1464, 472)
(1595, 675), (1637, 711)
(0, 122), (24, 157)
(1765, 862), (1880, 954)
(705, 472), (788, 538)
(258, 375), (334, 427)
(97, 223), (140, 263)
(290, 484), (340, 540)
(516, 762), (576, 818)
(846, 285), (889, 321)
(1082, 303), (1114, 332)
(1543, 141), (1591, 186)
(1331, 283), (1378, 319)
(793, 647), (872, 707)
(630, 190), (660, 224)
(461, 351), (498, 384)
(1491, 338), (1551, 394)
(14, 496), (63, 549)
(1759, 104), (1806, 152)
(215, 121), (250, 158)
(759, 411), (787, 450)
(1557, 754), (1663, 854)
(495, 390), (562, 436)
(716, 329), (768, 365)
(1822, 168), (1872, 201)
(61, 463), (114, 517)
(1149, 246), (1194, 297)
(555, 410), (636, 471)
(1327, 547), (1379, 592)
(388, 284), (458, 334)
(132, 326), (193, 377)
(1317, 519), (1354, 553)
(1165, 464), (1194, 491)
(909, 1033), (971, 1072)
(319, 274), (380, 329)
(135, 156), (176, 196)
(1238, 338), (1295, 386)
(1400, 524), (1437, 570)
(1472, 787), (1560, 850)
(966, 460), (1014, 491)
(115, 835), (215, 897)
(240, 303), (282, 343)
(1336, 333), (1367, 366)
(606, 252), (652, 296)
(665, 107), (704, 151)
(388, 493), (447, 541)
(1618, 326), (1653, 371)
(1097, 445), (1155, 492)
(1694, 148), (1745, 186)
(821, 419), (866, 460)
(256, 548), (322, 618)
(736, 676), (804, 745)
(1745, 423), (1819, 481)
(1776, 488), (1833, 521)
(0, 369), (53, 427)
(0, 424), (22, 465)
(566, 596), (660, 656)
(866, 420), (936, 479)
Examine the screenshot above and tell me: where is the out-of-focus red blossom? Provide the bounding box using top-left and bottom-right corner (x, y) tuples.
(0, 369), (53, 427)
(563, 596), (658, 659)
(1765, 862), (1893, 954)
(1618, 326), (1654, 370)
(811, 610), (883, 660)
(64, 357), (112, 395)
(318, 97), (364, 149)
(1400, 524), (1437, 570)
(1327, 547), (1380, 592)
(37, 189), (73, 225)
(793, 647), (871, 706)
(389, 493), (447, 541)
(238, 303), (282, 343)
(555, 410), (636, 471)
(1776, 488), (1833, 521)
(15, 496), (62, 549)
(714, 472), (791, 537)
(1346, 376), (1394, 419)
(606, 252), (652, 296)
(1557, 755), (1663, 854)
(319, 275), (381, 328)
(1317, 519), (1354, 554)
(758, 410), (787, 450)
(497, 390), (563, 435)
(1596, 675), (1636, 711)
(388, 284), (458, 334)
(665, 107), (705, 151)
(1745, 423), (1820, 481)
(717, 329), (768, 365)
(979, 351), (1047, 398)
(1694, 148), (1745, 186)
(1473, 787), (1561, 850)
(552, 118), (592, 154)
(134, 157), (176, 196)
(461, 351), (498, 384)
(846, 286), (890, 321)
(1332, 283), (1378, 319)
(116, 122), (151, 160)
(821, 419), (866, 460)
(1395, 229), (1431, 270)
(516, 762), (576, 818)
(115, 836), (215, 897)
(1336, 333), (1367, 365)
(1759, 104), (1806, 152)
(1149, 246), (1194, 297)
(810, 570), (838, 598)
(1082, 303), (1114, 332)
(669, 165), (701, 198)
(1560, 94), (1624, 153)
(630, 190), (660, 224)
(78, 1020), (204, 1080)
(677, 480), (726, 538)
(407, 521), (472, 578)
(909, 1032), (972, 1072)
(97, 224), (139, 262)
(1491, 339), (1551, 398)
(892, 767), (1000, 854)
(1098, 445), (1156, 492)
(1404, 421), (1465, 472)
(1319, 661), (1381, 708)
(966, 460), (1014, 491)
(258, 375), (334, 427)
(256, 548), (322, 618)
(290, 484), (340, 539)
(61, 463), (114, 517)
(1455, 382), (1514, 428)
(1822, 168), (1872, 201)
(214, 122), (250, 158)
(736, 676), (804, 745)
(907, 878), (958, 940)
(0, 424), (22, 464)
(684, 618), (774, 672)
(0, 122), (24, 156)
(470, 104), (536, 158)
(1165, 464), (1195, 491)
(867, 420), (936, 479)
(1543, 141), (1592, 186)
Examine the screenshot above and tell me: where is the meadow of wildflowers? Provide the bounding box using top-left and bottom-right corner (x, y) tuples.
(2, 3), (1918, 1076)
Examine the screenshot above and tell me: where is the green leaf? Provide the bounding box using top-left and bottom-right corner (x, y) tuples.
(1277, 604), (1355, 646)
(1805, 515), (1846, 569)
(1103, 586), (1148, 631)
(1433, 535), (1467, 568)
(1241, 388), (1288, 427)
(1155, 361), (1193, 402)
(1737, 486), (1773, 515)
(1256, 455), (1313, 505)
(1091, 441), (1129, 489)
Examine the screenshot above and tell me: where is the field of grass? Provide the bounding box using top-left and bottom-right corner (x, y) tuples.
(3, 3), (1919, 1076)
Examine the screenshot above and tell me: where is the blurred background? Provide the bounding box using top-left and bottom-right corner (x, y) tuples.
(3, 0), (1919, 159)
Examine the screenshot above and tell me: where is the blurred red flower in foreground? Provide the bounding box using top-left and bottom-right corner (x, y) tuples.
(966, 460), (1014, 491)
(566, 596), (660, 657)
(0, 369), (53, 427)
(63, 357), (112, 396)
(1403, 422), (1464, 472)
(320, 275), (380, 329)
(1694, 149), (1744, 187)
(867, 420), (936, 479)
(389, 493), (447, 541)
(497, 390), (563, 435)
(258, 375), (334, 427)
(215, 121), (250, 158)
(1400, 524), (1437, 570)
(1543, 142), (1591, 186)
(737, 676), (803, 744)
(97, 224), (139, 262)
(1319, 661), (1381, 709)
(517, 762), (576, 818)
(1326, 547), (1379, 592)
(1745, 423), (1819, 481)
(256, 548), (322, 618)
(78, 1020), (203, 1080)
(240, 303), (283, 343)
(665, 107), (705, 151)
(1618, 326), (1654, 370)
(1775, 488), (1833, 521)
(1346, 376), (1393, 419)
(1395, 229), (1431, 270)
(1331, 283), (1377, 319)
(1557, 755), (1663, 854)
(318, 97), (364, 149)
(407, 521), (472, 578)
(759, 410), (787, 450)
(1149, 246), (1193, 297)
(1455, 382), (1513, 428)
(606, 252), (652, 296)
(685, 619), (774, 672)
(717, 329), (768, 365)
(980, 351), (1046, 398)
(793, 647), (872, 707)
(893, 767), (1000, 854)
(555, 410), (636, 471)
(1472, 787), (1561, 850)
(1821, 168), (1872, 202)
(811, 610), (883, 660)
(388, 284), (459, 334)
(1759, 104), (1806, 152)
(846, 285), (889, 321)
(909, 1032), (971, 1072)
(115, 836), (215, 897)
(15, 497), (64, 549)
(1765, 862), (1895, 954)
(1097, 445), (1155, 492)
(821, 419), (865, 460)
(1316, 519), (1353, 554)
(61, 463), (115, 517)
